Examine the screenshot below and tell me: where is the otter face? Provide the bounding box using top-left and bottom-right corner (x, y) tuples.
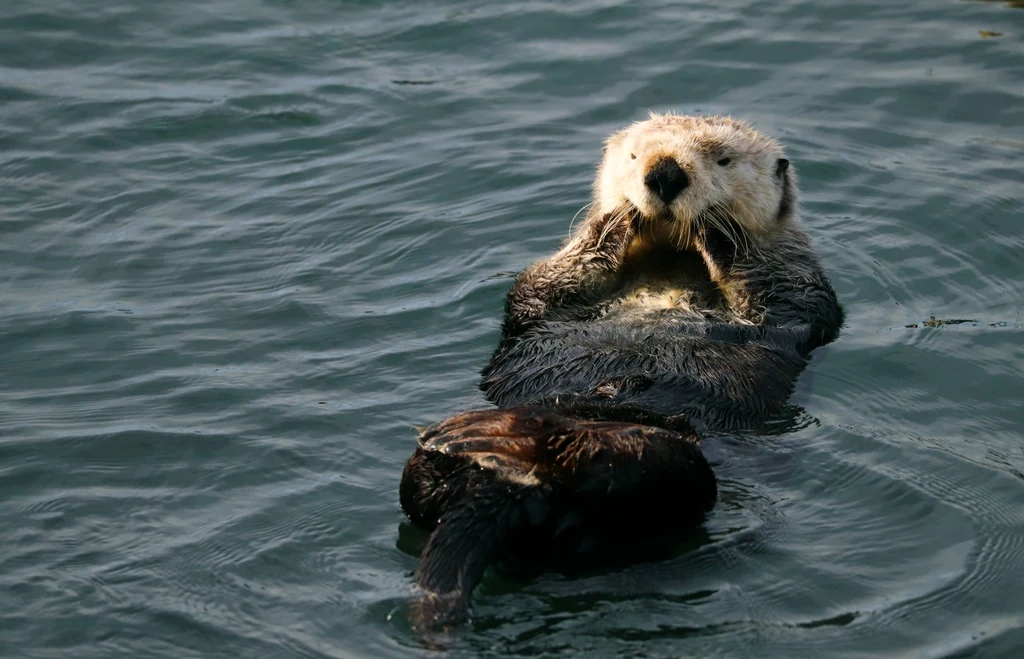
(595, 113), (795, 245)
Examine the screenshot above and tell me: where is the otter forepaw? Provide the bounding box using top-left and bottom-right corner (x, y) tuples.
(693, 223), (740, 281)
(590, 210), (636, 263)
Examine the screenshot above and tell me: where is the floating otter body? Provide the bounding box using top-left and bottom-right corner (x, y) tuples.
(400, 114), (844, 626)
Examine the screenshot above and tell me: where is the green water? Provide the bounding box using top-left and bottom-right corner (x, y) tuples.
(1, 1), (1023, 657)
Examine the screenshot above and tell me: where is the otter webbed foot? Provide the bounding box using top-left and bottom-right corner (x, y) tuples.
(399, 406), (716, 628)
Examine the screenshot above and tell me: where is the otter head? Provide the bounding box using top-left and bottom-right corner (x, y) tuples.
(595, 113), (796, 248)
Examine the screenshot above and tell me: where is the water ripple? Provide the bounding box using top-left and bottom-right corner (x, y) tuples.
(2, 0), (1023, 657)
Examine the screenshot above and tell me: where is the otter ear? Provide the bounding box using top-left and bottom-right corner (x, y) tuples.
(775, 158), (790, 177)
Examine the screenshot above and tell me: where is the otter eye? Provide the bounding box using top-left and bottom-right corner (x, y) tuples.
(630, 153), (637, 160)
(717, 157), (731, 166)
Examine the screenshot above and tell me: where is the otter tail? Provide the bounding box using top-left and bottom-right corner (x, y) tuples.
(409, 481), (527, 628)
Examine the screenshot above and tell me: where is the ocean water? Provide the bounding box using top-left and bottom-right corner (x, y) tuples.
(1, 1), (1022, 657)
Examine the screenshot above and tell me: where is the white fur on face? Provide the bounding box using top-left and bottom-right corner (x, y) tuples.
(594, 114), (792, 241)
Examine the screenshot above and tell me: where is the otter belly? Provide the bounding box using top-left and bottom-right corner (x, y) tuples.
(482, 315), (810, 433)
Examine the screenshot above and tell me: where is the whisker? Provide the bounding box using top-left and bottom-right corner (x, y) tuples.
(596, 204), (628, 248)
(724, 212), (748, 256)
(712, 205), (757, 260)
(568, 201), (595, 237)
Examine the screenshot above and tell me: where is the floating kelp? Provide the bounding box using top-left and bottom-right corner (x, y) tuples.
(966, 0), (1024, 9)
(905, 316), (979, 328)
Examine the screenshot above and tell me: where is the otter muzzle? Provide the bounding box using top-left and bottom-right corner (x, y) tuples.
(644, 157), (689, 203)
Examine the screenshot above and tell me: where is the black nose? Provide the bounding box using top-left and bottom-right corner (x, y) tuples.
(644, 157), (688, 203)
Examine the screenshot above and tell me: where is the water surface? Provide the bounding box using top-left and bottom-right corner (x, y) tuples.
(1, 0), (1023, 657)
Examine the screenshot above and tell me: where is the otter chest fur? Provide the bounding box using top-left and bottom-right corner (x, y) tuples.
(603, 232), (726, 317)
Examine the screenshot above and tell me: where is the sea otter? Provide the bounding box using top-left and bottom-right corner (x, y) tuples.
(400, 113), (844, 627)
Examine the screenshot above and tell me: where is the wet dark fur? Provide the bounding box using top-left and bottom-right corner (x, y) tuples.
(399, 408), (715, 626)
(399, 159), (843, 629)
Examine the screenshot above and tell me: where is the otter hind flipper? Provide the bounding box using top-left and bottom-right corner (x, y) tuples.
(401, 407), (717, 628)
